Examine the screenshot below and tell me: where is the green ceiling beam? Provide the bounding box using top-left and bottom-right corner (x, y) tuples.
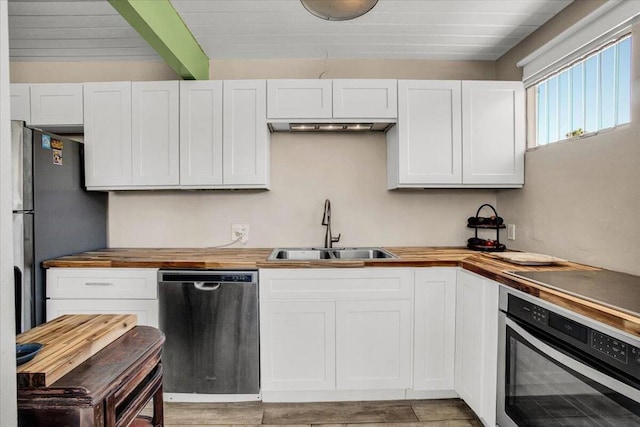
(109, 0), (209, 80)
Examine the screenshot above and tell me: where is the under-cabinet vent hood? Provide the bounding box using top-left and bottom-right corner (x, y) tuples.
(268, 121), (395, 133)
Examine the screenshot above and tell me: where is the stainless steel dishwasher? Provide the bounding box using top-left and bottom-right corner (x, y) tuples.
(158, 270), (259, 399)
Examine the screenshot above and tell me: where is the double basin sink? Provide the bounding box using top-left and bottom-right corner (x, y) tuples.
(268, 247), (397, 261)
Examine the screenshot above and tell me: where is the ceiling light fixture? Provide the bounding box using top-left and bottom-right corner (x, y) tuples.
(300, 0), (378, 21)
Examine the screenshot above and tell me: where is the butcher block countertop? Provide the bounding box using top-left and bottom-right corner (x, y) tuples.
(16, 314), (137, 388)
(43, 247), (640, 337)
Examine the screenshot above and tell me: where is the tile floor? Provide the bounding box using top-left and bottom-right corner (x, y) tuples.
(157, 399), (482, 427)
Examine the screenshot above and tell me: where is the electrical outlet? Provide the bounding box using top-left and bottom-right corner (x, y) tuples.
(507, 224), (516, 241)
(231, 224), (249, 244)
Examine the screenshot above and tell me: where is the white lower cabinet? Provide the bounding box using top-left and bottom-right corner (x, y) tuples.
(411, 268), (457, 397)
(455, 269), (499, 427)
(259, 268), (412, 401)
(260, 300), (336, 391)
(45, 268), (159, 328)
(336, 299), (411, 390)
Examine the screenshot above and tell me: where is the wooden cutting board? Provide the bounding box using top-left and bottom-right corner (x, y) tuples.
(16, 314), (137, 388)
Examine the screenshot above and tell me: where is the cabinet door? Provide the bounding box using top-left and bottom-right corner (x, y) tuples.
(260, 300), (336, 391)
(223, 80), (270, 187)
(267, 79), (332, 119)
(455, 270), (499, 427)
(333, 79), (397, 119)
(179, 80), (223, 187)
(336, 299), (411, 390)
(391, 80), (462, 187)
(413, 268), (456, 391)
(10, 84), (30, 123)
(46, 299), (159, 327)
(132, 81), (180, 187)
(30, 83), (83, 126)
(84, 82), (132, 188)
(462, 81), (525, 185)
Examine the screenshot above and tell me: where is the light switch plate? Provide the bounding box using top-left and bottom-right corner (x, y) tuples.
(507, 224), (516, 240)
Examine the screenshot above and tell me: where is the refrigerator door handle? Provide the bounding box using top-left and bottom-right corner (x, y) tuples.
(14, 267), (22, 334)
(11, 121), (24, 211)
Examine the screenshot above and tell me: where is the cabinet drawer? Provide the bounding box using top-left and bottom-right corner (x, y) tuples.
(47, 268), (158, 299)
(260, 268), (412, 300)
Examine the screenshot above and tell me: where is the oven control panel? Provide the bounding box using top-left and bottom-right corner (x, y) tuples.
(592, 331), (630, 363)
(506, 293), (640, 382)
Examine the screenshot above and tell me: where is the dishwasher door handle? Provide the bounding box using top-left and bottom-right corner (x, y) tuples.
(193, 281), (222, 291)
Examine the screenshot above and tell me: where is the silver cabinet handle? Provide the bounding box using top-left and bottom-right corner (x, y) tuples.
(84, 282), (114, 286)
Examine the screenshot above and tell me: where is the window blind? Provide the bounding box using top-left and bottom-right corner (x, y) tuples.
(519, 0), (640, 87)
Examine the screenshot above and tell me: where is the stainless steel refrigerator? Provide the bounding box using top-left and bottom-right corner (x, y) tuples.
(12, 121), (107, 332)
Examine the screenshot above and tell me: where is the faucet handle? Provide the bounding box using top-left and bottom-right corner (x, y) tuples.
(331, 234), (341, 243)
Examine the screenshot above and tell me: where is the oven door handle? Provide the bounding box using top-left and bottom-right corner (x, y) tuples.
(506, 316), (640, 402)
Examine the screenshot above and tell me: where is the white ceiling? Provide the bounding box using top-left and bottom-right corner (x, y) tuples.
(8, 0), (573, 62)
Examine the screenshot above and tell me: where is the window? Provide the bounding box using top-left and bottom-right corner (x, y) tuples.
(535, 35), (631, 146)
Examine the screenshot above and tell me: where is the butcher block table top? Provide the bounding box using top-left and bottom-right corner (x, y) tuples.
(17, 322), (164, 427)
(16, 314), (137, 388)
(43, 246), (639, 337)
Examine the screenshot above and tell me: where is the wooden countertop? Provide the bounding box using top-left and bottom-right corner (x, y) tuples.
(43, 246), (640, 337)
(17, 314), (137, 388)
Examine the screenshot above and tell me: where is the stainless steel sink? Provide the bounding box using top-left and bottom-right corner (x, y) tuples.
(269, 249), (333, 260)
(268, 247), (397, 261)
(332, 248), (395, 259)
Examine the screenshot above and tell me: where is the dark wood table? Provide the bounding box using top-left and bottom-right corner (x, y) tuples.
(18, 326), (165, 427)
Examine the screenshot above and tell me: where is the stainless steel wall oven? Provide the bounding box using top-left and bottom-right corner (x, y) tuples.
(498, 287), (640, 426)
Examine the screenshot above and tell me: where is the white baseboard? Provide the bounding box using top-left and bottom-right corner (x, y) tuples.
(261, 389), (406, 403)
(405, 389), (459, 399)
(164, 393), (261, 403)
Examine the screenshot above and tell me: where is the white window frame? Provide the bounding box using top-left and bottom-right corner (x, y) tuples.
(534, 34), (632, 146)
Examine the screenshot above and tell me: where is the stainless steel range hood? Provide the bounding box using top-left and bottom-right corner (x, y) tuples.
(268, 120), (396, 133)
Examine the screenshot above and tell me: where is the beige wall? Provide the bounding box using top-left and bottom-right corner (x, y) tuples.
(10, 60), (178, 83)
(495, 0), (607, 80)
(211, 58), (495, 80)
(10, 58), (498, 248)
(496, 11), (640, 274)
(110, 134), (496, 248)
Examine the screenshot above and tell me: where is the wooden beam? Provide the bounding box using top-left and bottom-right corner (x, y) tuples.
(109, 0), (209, 80)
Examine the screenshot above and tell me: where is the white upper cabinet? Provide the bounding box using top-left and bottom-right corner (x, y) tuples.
(223, 80), (270, 187)
(333, 79), (397, 119)
(84, 82), (132, 189)
(267, 79), (332, 119)
(131, 81), (180, 187)
(10, 84), (31, 123)
(267, 79), (398, 122)
(388, 79), (524, 189)
(388, 80), (462, 187)
(29, 83), (83, 127)
(462, 81), (525, 185)
(179, 80), (223, 187)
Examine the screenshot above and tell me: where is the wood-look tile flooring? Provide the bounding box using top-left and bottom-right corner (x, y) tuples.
(157, 399), (482, 427)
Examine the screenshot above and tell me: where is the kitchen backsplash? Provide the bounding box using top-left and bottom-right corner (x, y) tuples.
(108, 133), (497, 248)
